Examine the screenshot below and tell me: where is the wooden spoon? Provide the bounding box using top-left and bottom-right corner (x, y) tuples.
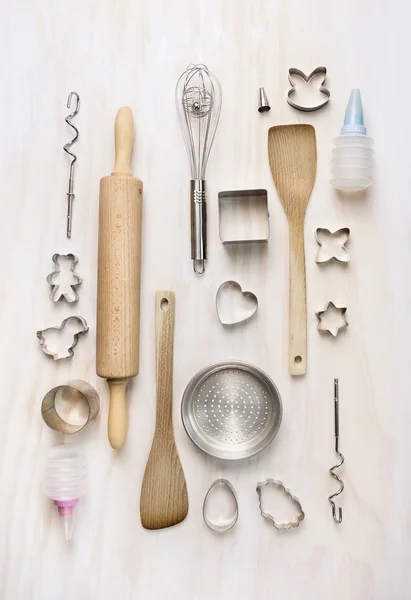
(268, 125), (317, 376)
(140, 291), (188, 529)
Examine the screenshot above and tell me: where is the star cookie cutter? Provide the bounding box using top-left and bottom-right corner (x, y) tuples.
(46, 253), (82, 302)
(316, 302), (348, 337)
(287, 67), (330, 112)
(256, 479), (305, 530)
(37, 315), (89, 360)
(315, 227), (350, 264)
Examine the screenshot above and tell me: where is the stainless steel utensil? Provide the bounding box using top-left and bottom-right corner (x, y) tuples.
(175, 64), (222, 275)
(64, 92), (80, 238)
(329, 378), (344, 523)
(181, 361), (282, 460)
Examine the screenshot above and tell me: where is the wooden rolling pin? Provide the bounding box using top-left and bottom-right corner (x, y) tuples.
(96, 106), (142, 449)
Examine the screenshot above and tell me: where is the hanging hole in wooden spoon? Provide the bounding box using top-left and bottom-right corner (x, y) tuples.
(294, 355), (302, 364)
(160, 298), (169, 311)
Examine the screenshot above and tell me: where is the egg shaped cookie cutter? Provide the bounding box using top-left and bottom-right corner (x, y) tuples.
(203, 479), (238, 532)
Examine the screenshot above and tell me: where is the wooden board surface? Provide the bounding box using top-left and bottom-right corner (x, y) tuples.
(0, 1), (410, 599)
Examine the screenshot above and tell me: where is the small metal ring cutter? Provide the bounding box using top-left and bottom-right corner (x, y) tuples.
(41, 380), (99, 434)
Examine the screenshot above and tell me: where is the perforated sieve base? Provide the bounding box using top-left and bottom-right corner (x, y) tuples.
(181, 361), (283, 460)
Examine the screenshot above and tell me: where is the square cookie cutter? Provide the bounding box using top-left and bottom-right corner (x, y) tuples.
(218, 189), (270, 244)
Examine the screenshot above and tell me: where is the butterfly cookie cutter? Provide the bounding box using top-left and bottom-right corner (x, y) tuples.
(287, 67), (330, 112)
(256, 478), (305, 530)
(315, 227), (350, 264)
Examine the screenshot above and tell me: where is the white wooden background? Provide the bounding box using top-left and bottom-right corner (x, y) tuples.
(1, 1), (409, 598)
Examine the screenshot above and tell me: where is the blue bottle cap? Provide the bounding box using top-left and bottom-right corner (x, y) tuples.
(341, 89), (367, 135)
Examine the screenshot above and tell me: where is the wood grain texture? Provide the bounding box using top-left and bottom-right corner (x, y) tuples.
(268, 125), (317, 376)
(96, 107), (143, 448)
(140, 292), (188, 530)
(1, 1), (411, 599)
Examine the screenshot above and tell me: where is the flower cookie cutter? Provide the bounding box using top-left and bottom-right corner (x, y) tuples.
(315, 228), (350, 264)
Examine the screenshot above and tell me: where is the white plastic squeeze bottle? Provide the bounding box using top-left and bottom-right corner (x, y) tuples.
(44, 445), (87, 540)
(331, 89), (374, 193)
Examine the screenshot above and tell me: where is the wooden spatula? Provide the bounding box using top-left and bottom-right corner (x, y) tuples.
(140, 291), (188, 529)
(268, 124), (317, 376)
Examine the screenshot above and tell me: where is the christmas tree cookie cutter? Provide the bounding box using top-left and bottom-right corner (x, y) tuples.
(46, 253), (82, 303)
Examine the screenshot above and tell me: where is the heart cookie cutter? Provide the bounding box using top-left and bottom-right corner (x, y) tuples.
(216, 280), (258, 325)
(315, 227), (350, 264)
(287, 67), (330, 112)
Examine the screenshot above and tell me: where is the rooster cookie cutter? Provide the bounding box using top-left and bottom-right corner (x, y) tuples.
(47, 253), (82, 302)
(256, 478), (305, 530)
(37, 315), (89, 360)
(287, 67), (330, 112)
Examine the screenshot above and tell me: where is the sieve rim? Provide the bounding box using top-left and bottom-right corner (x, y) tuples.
(181, 361), (283, 460)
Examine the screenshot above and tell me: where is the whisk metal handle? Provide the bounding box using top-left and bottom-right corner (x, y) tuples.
(190, 180), (207, 275)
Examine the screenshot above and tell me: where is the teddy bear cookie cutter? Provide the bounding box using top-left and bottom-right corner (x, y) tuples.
(287, 67), (330, 112)
(46, 253), (82, 303)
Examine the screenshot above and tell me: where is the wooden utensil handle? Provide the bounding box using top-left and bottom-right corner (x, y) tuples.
(112, 106), (134, 176)
(289, 222), (307, 376)
(155, 291), (175, 430)
(108, 379), (128, 449)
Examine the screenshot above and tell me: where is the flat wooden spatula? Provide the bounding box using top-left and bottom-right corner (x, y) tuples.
(140, 291), (188, 529)
(268, 124), (317, 376)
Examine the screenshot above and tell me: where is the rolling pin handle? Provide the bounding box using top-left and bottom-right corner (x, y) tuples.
(112, 106), (134, 176)
(107, 379), (129, 449)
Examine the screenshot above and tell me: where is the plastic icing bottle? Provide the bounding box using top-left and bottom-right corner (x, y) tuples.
(331, 89), (374, 193)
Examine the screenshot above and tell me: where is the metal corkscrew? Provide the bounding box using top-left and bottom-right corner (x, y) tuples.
(63, 92), (80, 238)
(329, 378), (344, 523)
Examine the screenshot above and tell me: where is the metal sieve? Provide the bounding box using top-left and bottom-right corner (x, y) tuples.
(181, 361), (282, 460)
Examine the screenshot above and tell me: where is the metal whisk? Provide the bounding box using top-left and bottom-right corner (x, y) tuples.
(63, 92), (80, 238)
(176, 64), (222, 275)
(329, 378), (344, 523)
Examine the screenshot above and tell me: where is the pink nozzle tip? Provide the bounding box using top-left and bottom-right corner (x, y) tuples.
(54, 498), (79, 517)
